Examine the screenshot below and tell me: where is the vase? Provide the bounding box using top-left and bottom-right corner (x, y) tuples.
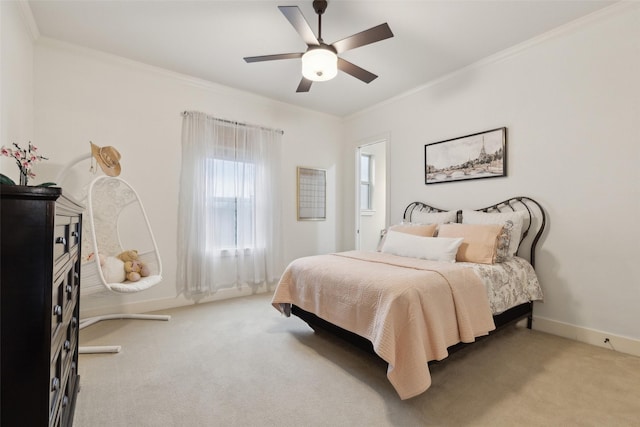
(19, 171), (28, 186)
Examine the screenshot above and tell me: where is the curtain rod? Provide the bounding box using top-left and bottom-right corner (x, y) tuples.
(181, 111), (284, 135)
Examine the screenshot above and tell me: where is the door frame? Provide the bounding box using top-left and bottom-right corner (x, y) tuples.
(355, 136), (390, 250)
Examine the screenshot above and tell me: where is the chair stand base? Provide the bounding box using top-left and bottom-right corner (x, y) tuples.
(79, 313), (171, 354)
(79, 345), (122, 354)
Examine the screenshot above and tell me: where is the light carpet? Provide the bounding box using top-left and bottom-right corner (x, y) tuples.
(75, 293), (640, 426)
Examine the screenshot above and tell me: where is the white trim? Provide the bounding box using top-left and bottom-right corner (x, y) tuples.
(533, 316), (640, 358)
(347, 1), (640, 120)
(79, 285), (271, 319)
(78, 292), (640, 358)
(34, 37), (341, 120)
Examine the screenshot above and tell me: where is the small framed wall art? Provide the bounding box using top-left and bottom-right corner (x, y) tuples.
(297, 167), (326, 220)
(425, 127), (507, 185)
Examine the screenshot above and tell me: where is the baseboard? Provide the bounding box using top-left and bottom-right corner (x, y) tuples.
(79, 286), (272, 319)
(81, 297), (640, 358)
(533, 316), (640, 357)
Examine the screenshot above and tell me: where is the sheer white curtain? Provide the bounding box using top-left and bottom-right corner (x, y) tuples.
(177, 111), (283, 300)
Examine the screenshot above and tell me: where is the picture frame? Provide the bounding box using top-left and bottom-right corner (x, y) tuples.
(425, 127), (507, 185)
(297, 167), (326, 221)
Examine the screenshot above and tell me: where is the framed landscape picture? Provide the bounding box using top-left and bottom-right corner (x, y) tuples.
(425, 127), (507, 185)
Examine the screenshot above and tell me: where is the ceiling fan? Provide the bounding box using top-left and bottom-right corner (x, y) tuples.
(243, 0), (394, 93)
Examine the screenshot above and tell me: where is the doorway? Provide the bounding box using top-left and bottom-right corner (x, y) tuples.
(356, 139), (387, 250)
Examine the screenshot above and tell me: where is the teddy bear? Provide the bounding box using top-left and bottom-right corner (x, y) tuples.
(116, 249), (150, 282)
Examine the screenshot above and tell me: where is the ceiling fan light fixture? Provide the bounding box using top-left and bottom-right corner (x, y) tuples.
(301, 48), (337, 82)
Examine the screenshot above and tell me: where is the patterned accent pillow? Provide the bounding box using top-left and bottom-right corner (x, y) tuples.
(462, 209), (527, 258)
(495, 221), (514, 263)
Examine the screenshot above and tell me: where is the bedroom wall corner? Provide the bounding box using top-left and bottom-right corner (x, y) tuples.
(32, 38), (344, 317)
(1, 0), (36, 181)
(342, 3), (640, 344)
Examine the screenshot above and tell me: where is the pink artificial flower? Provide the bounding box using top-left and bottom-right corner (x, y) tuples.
(3, 143), (48, 182)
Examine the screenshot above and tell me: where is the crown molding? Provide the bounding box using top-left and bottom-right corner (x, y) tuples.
(347, 1), (639, 121)
(16, 0), (40, 41)
(35, 36), (341, 121)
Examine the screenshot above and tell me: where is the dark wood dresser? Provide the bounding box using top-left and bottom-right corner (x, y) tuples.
(1, 185), (83, 426)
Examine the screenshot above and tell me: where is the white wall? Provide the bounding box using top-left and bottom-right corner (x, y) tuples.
(31, 39), (343, 316)
(1, 1), (35, 179)
(5, 2), (638, 352)
(343, 4), (640, 345)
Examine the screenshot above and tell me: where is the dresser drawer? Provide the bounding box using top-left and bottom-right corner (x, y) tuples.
(62, 315), (78, 383)
(63, 267), (76, 326)
(70, 217), (81, 252)
(51, 273), (66, 343)
(53, 216), (71, 267)
(61, 361), (79, 427)
(70, 257), (81, 301)
(49, 349), (63, 420)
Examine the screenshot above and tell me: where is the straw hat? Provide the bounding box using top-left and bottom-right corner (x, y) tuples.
(90, 142), (121, 177)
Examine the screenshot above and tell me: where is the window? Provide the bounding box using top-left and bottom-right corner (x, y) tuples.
(206, 158), (255, 251)
(177, 111), (283, 298)
(360, 154), (373, 211)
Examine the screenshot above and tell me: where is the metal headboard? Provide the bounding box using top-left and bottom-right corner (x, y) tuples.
(403, 197), (546, 267)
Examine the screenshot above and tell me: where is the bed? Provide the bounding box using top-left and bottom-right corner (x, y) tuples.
(272, 196), (546, 399)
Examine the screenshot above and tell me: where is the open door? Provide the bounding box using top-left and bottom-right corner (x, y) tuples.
(356, 139), (387, 251)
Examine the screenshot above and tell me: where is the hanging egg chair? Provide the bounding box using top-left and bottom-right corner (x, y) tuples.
(82, 175), (163, 293)
(57, 142), (169, 354)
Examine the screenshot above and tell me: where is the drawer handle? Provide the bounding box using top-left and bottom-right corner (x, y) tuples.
(71, 231), (79, 237)
(71, 361), (77, 371)
(54, 305), (62, 316)
(74, 272), (80, 280)
(62, 396), (69, 407)
(56, 237), (67, 245)
(66, 285), (73, 294)
(71, 317), (78, 328)
(64, 340), (71, 351)
(51, 377), (60, 391)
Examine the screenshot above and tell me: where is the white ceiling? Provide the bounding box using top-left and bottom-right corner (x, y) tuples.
(27, 0), (615, 117)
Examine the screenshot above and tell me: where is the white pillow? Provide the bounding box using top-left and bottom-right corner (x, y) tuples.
(381, 230), (463, 263)
(462, 209), (527, 257)
(409, 209), (458, 224)
(101, 255), (126, 283)
(376, 223), (438, 251)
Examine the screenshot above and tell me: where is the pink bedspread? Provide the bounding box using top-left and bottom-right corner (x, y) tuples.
(271, 250), (496, 399)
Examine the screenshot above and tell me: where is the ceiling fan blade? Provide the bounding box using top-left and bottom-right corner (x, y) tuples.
(332, 23), (393, 54)
(337, 58), (378, 84)
(244, 52), (303, 63)
(296, 77), (313, 93)
(278, 6), (320, 46)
